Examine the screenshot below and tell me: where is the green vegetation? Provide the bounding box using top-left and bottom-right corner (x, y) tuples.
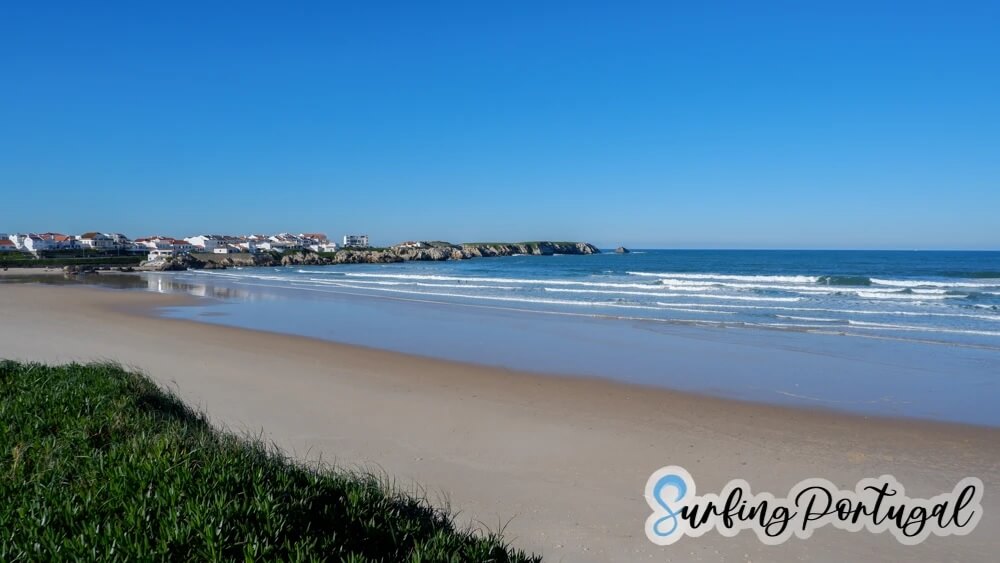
(33, 249), (131, 259)
(0, 255), (143, 268)
(0, 361), (538, 562)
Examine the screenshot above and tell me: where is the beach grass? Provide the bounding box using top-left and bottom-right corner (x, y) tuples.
(0, 361), (539, 562)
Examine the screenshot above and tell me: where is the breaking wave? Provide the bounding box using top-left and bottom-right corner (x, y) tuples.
(628, 272), (819, 283)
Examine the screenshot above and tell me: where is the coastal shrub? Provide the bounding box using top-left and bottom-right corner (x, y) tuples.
(0, 361), (539, 562)
(34, 249), (128, 259)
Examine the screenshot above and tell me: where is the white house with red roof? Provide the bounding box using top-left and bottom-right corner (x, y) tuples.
(38, 233), (78, 249)
(134, 236), (190, 253)
(77, 232), (115, 249)
(20, 234), (57, 254)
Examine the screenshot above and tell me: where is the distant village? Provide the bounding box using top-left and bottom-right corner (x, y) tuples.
(0, 232), (376, 261)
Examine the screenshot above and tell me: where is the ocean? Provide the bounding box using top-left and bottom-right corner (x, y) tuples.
(147, 250), (1000, 425)
(169, 250), (1000, 348)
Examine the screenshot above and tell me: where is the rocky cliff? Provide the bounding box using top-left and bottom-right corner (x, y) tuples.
(460, 241), (600, 257)
(140, 241), (599, 271)
(280, 241), (600, 266)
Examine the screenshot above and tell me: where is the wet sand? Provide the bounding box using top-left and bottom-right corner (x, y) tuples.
(1, 283), (998, 562)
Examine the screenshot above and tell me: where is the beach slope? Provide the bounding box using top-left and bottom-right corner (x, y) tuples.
(1, 283), (997, 562)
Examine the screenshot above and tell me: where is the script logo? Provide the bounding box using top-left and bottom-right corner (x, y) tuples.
(644, 465), (983, 546)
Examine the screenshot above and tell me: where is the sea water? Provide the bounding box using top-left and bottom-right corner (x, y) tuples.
(147, 250), (1000, 425)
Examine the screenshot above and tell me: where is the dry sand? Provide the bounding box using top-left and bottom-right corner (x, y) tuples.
(1, 283), (997, 562)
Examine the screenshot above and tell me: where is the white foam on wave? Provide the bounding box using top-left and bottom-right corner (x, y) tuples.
(654, 279), (911, 294)
(628, 272), (819, 283)
(856, 291), (964, 300)
(546, 287), (802, 302)
(307, 278), (519, 291)
(296, 280), (677, 310)
(753, 321), (1000, 338)
(341, 272), (669, 290)
(650, 277), (957, 296)
(775, 315), (842, 322)
(653, 305), (736, 315)
(847, 320), (1000, 337)
(870, 278), (997, 289)
(631, 284), (722, 292)
(650, 302), (1000, 321)
(223, 279), (741, 327)
(185, 270), (292, 283)
(757, 322), (847, 330)
(543, 288), (705, 298)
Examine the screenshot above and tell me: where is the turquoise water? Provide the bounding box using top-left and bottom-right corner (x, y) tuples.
(172, 250), (1000, 348)
(147, 250), (1000, 425)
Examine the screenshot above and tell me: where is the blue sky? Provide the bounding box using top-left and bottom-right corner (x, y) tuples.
(1, 1), (997, 249)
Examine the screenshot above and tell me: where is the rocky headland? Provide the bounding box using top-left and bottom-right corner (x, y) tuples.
(139, 241), (600, 271)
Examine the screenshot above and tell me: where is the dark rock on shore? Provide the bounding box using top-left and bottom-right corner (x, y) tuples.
(280, 241), (600, 267)
(140, 241), (599, 271)
(139, 252), (282, 271)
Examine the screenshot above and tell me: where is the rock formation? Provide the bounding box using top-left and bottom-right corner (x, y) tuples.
(140, 241), (600, 271)
(139, 252), (278, 271)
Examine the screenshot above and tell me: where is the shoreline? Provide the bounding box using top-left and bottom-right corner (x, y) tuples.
(135, 284), (999, 432)
(7, 269), (1000, 425)
(3, 283), (999, 561)
(151, 268), (1000, 426)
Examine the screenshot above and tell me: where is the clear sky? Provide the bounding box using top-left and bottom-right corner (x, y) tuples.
(1, 1), (997, 249)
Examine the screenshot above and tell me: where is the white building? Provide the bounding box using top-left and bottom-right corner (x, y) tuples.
(396, 241), (426, 249)
(134, 238), (168, 250)
(39, 233), (78, 249)
(309, 242), (338, 253)
(147, 249), (174, 261)
(108, 233), (132, 248)
(300, 233), (329, 243)
(185, 235), (221, 252)
(22, 234), (57, 254)
(343, 234), (369, 248)
(135, 237), (169, 250)
(77, 232), (115, 250)
(134, 237), (192, 254)
(10, 233), (62, 254)
(8, 234), (28, 250)
(269, 233), (306, 250)
(168, 239), (194, 254)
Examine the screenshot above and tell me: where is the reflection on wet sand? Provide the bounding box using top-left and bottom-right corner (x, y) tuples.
(1, 272), (273, 302)
(0, 272), (152, 290)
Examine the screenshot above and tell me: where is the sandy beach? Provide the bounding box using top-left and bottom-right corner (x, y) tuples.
(2, 282), (998, 562)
